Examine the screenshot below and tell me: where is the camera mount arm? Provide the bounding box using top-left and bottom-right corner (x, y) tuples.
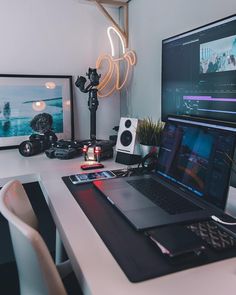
(75, 76), (93, 93)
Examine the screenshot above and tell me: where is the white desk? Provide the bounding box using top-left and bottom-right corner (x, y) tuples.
(1, 149), (236, 295)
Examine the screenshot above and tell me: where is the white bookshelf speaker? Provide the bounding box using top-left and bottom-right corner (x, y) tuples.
(115, 117), (141, 165)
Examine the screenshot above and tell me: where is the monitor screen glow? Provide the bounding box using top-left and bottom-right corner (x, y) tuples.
(161, 15), (236, 123)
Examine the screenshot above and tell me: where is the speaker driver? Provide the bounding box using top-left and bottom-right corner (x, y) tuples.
(125, 119), (132, 128)
(120, 130), (133, 147)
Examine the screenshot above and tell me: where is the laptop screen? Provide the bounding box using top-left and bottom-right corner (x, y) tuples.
(156, 116), (236, 209)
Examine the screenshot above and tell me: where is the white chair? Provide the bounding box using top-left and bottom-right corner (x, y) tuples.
(0, 179), (73, 295)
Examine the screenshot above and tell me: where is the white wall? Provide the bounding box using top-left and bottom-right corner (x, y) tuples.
(0, 0), (120, 140)
(122, 0), (236, 120)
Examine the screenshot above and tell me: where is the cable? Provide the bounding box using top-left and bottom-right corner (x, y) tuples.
(211, 215), (236, 225)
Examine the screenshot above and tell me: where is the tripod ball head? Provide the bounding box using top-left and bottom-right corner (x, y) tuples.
(86, 68), (101, 87)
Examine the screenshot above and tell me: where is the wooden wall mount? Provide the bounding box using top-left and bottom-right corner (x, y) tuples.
(88, 0), (129, 47)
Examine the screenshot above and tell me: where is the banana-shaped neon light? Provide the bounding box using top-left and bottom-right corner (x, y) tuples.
(96, 26), (136, 98)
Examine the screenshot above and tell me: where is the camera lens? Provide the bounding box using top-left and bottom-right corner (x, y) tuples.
(18, 140), (44, 157)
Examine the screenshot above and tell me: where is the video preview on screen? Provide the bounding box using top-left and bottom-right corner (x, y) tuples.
(162, 15), (236, 123)
(200, 35), (236, 73)
(158, 125), (212, 196)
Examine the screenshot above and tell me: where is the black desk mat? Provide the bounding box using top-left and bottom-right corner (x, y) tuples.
(62, 176), (236, 282)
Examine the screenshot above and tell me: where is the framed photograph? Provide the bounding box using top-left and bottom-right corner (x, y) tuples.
(0, 74), (74, 149)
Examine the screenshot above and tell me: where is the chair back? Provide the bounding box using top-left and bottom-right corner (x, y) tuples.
(0, 180), (67, 295)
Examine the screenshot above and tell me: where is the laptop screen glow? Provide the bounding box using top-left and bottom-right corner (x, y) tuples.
(156, 117), (236, 209)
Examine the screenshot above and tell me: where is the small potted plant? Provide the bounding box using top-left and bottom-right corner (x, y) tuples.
(137, 118), (164, 157)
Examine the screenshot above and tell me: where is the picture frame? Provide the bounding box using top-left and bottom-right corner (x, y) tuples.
(0, 74), (74, 149)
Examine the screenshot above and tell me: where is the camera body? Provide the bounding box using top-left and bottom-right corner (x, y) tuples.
(45, 140), (83, 160)
(19, 132), (57, 157)
(19, 113), (58, 157)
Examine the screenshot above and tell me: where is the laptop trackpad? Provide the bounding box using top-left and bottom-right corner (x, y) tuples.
(107, 188), (156, 211)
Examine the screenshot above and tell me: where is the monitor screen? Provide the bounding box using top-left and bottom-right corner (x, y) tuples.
(156, 117), (236, 210)
(162, 15), (236, 122)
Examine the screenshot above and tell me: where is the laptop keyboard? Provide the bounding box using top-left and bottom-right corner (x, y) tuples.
(127, 178), (202, 215)
(187, 221), (236, 251)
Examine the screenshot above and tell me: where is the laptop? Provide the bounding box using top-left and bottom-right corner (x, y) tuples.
(94, 116), (236, 230)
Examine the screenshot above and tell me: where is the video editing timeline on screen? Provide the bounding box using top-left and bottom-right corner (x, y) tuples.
(162, 15), (236, 122)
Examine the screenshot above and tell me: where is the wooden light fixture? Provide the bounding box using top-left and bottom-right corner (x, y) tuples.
(81, 0), (129, 47)
(77, 0), (135, 97)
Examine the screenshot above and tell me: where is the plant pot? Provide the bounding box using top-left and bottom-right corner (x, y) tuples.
(139, 144), (159, 158)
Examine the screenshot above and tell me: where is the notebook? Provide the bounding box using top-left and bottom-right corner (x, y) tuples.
(94, 116), (236, 230)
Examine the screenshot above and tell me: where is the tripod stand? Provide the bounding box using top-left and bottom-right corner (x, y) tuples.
(88, 88), (99, 142)
(75, 68), (101, 144)
(75, 68), (115, 161)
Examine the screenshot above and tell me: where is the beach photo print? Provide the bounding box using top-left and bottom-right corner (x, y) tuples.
(0, 75), (73, 148)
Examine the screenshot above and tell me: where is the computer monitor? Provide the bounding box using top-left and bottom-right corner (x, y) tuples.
(162, 14), (236, 123)
(156, 116), (236, 210)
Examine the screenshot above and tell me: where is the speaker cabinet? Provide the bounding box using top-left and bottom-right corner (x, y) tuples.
(115, 117), (141, 165)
